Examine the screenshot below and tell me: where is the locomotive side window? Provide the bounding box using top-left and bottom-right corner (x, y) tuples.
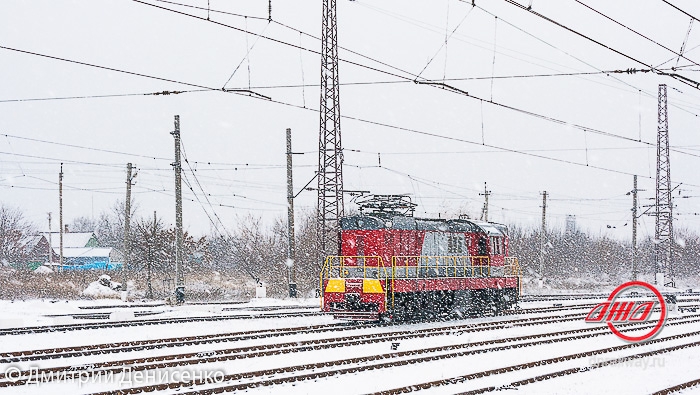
(477, 235), (488, 256)
(447, 233), (465, 255)
(356, 235), (365, 257)
(490, 236), (504, 255)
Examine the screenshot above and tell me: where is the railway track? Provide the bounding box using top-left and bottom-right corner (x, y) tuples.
(0, 300), (598, 338)
(3, 310), (694, 393)
(1, 301), (691, 393)
(374, 328), (700, 395)
(652, 378), (700, 395)
(0, 309), (323, 337)
(78, 315), (700, 394)
(0, 309), (599, 385)
(0, 303), (599, 365)
(519, 292), (699, 303)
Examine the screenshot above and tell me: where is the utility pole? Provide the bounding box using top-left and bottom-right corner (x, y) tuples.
(286, 128), (297, 298)
(59, 163), (64, 271)
(171, 115), (185, 304)
(147, 210), (155, 299)
(47, 212), (53, 265)
(480, 182), (491, 222)
(123, 162), (136, 291)
(632, 175), (639, 281)
(540, 191), (548, 278)
(655, 84), (673, 287)
(317, 0), (344, 267)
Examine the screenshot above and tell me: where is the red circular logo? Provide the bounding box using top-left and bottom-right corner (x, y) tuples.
(605, 281), (667, 342)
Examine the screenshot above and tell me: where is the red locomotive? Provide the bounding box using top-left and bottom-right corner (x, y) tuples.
(320, 195), (521, 321)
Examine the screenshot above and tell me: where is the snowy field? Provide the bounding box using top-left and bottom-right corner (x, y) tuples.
(0, 296), (699, 395)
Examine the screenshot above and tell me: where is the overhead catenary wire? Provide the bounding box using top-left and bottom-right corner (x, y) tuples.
(2, 69), (674, 104)
(500, 0), (700, 90)
(1, 133), (172, 161)
(0, 89), (203, 103)
(416, 4), (475, 79)
(152, 0), (269, 20)
(4, 42), (700, 189)
(5, 41), (692, 162)
(8, 41), (700, 190)
(675, 19), (695, 71)
(130, 0), (415, 81)
(573, 0), (700, 71)
(181, 138), (233, 238)
(470, 2), (700, 116)
(662, 1), (700, 26)
(221, 19), (270, 89)
(4, 2), (700, 210)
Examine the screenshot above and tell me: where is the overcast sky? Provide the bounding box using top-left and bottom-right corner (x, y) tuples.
(2, 0), (700, 242)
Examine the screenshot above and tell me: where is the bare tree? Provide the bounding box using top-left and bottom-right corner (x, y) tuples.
(0, 204), (36, 265)
(95, 199), (136, 250)
(68, 216), (98, 233)
(228, 216), (284, 288)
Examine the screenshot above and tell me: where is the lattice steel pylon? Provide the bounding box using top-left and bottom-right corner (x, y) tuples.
(655, 84), (674, 286)
(317, 0), (344, 263)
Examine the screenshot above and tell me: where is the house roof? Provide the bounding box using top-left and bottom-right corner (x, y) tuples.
(60, 247), (112, 258)
(43, 232), (97, 249)
(22, 235), (46, 250)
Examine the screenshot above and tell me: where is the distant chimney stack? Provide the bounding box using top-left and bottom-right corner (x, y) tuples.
(64, 224), (69, 233)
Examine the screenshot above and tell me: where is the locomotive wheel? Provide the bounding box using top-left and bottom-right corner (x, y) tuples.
(378, 312), (393, 324)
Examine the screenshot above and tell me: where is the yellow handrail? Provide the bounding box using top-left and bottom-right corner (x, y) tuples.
(391, 255), (492, 279)
(320, 254), (523, 309)
(320, 256), (390, 311)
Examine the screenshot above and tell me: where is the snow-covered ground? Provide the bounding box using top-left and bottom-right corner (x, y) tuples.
(0, 296), (698, 394)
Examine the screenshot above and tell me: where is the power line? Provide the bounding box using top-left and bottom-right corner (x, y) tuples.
(501, 0), (700, 90)
(3, 35), (700, 187)
(573, 0), (700, 70)
(130, 0), (415, 81)
(181, 139), (231, 237)
(0, 45), (263, 100)
(0, 89), (203, 103)
(471, 3), (700, 117)
(2, 21), (693, 159)
(416, 5), (476, 78)
(0, 150), (124, 167)
(4, 132), (305, 168)
(151, 0), (268, 21)
(256, 93), (700, 188)
(661, 1), (700, 24)
(1, 69), (660, 104)
(1, 133), (172, 161)
(0, 45), (215, 91)
(340, 145), (666, 156)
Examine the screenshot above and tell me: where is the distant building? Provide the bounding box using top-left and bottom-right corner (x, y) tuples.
(59, 247), (121, 270)
(43, 231), (99, 249)
(41, 231), (120, 270)
(17, 234), (57, 270)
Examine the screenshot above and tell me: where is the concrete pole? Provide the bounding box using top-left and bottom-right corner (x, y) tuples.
(286, 128), (297, 297)
(47, 212), (52, 265)
(147, 210), (155, 299)
(540, 191), (547, 278)
(632, 175), (638, 281)
(123, 162), (133, 290)
(171, 115), (185, 303)
(59, 163), (64, 271)
(480, 182), (491, 222)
